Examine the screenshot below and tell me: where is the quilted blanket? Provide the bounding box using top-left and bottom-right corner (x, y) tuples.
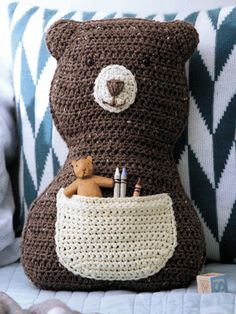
(0, 263), (236, 313)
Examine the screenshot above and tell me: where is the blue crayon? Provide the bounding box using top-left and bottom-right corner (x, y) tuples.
(120, 167), (127, 197)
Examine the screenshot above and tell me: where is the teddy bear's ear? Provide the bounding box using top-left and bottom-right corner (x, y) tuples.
(160, 20), (199, 62)
(45, 19), (78, 61)
(86, 156), (93, 163)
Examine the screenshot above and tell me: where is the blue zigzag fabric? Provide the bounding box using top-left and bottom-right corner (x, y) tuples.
(8, 3), (236, 262)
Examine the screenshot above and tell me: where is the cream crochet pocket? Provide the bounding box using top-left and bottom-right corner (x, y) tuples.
(55, 188), (177, 281)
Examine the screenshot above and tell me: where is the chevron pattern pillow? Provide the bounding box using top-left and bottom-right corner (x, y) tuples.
(8, 3), (236, 262)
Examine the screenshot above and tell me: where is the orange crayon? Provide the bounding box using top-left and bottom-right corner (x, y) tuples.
(133, 177), (142, 197)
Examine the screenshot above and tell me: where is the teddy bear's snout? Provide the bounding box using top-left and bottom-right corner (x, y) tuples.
(93, 64), (137, 113)
(77, 167), (87, 178)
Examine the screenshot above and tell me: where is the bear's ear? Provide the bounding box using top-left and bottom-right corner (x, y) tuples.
(45, 19), (78, 60)
(161, 20), (199, 62)
(86, 156), (93, 163)
(71, 160), (77, 167)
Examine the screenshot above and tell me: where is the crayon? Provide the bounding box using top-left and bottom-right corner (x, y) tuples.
(133, 177), (141, 197)
(113, 167), (120, 198)
(120, 167), (127, 197)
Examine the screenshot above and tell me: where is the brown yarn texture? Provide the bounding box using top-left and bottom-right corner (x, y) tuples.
(22, 18), (206, 291)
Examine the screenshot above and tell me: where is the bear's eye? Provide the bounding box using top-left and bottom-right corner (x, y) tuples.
(141, 57), (151, 67)
(86, 58), (95, 66)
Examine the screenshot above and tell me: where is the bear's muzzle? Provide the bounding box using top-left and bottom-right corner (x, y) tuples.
(93, 64), (137, 113)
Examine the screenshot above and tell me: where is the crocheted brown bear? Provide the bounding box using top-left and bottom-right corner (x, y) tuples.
(64, 156), (113, 197)
(22, 18), (205, 291)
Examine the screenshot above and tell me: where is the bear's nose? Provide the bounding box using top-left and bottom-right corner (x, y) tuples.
(107, 79), (124, 97)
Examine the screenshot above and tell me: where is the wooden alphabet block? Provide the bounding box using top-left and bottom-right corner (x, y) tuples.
(197, 273), (228, 293)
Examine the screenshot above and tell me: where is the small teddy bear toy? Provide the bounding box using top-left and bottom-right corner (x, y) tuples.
(63, 156), (113, 197)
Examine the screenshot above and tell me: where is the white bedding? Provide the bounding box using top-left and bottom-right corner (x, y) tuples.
(0, 263), (236, 313)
